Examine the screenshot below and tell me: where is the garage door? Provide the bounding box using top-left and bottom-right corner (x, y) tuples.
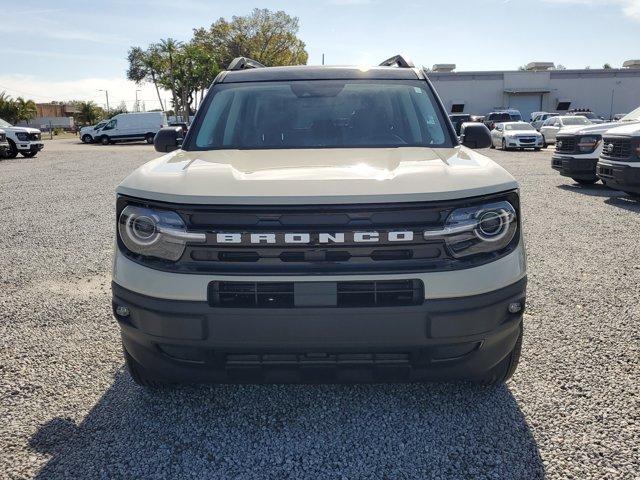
(508, 94), (543, 121)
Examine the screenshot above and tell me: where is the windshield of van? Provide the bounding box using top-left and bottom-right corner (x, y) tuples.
(190, 80), (452, 150)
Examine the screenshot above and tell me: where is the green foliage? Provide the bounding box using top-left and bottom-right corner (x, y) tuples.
(126, 8), (307, 121)
(603, 63), (612, 69)
(75, 101), (104, 125)
(0, 92), (37, 124)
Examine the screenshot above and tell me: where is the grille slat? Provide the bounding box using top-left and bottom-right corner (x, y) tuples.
(555, 136), (577, 153)
(602, 137), (633, 160)
(208, 280), (423, 308)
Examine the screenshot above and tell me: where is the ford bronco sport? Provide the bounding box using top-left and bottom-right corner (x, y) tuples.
(112, 55), (527, 387)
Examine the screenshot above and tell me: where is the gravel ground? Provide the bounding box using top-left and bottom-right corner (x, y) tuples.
(1, 139), (638, 479)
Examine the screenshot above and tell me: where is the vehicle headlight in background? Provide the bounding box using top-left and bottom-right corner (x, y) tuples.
(15, 132), (28, 141)
(424, 201), (517, 258)
(577, 135), (601, 153)
(118, 205), (206, 261)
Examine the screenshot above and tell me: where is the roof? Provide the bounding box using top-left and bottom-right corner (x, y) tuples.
(221, 65), (421, 83)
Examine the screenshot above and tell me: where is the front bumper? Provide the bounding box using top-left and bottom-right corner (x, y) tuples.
(505, 136), (543, 149)
(551, 154), (598, 180)
(113, 277), (526, 383)
(16, 141), (44, 152)
(597, 161), (640, 193)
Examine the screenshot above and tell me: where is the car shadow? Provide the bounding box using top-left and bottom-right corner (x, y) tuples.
(604, 195), (640, 212)
(29, 371), (544, 479)
(556, 182), (622, 198)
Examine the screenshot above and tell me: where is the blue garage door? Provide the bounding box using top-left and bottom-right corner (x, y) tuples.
(508, 94), (543, 121)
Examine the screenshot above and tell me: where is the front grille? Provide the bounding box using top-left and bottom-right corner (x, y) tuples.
(208, 280), (424, 308)
(602, 137), (633, 159)
(117, 191), (520, 275)
(28, 132), (41, 141)
(555, 136), (577, 153)
(517, 137), (536, 144)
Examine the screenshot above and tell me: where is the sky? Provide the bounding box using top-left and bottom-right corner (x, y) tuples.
(1, 0), (639, 110)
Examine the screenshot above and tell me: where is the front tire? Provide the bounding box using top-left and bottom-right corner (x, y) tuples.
(123, 346), (169, 389)
(501, 139), (508, 151)
(145, 133), (155, 144)
(81, 134), (93, 143)
(21, 151), (38, 158)
(476, 324), (523, 385)
(5, 140), (18, 159)
(101, 135), (111, 145)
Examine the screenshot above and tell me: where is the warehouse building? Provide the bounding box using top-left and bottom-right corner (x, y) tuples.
(429, 60), (640, 120)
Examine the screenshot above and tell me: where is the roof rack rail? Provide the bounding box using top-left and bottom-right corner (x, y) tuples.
(227, 57), (266, 71)
(379, 54), (415, 68)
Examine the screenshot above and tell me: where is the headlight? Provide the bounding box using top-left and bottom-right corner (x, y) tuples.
(577, 135), (601, 153)
(15, 132), (28, 141)
(118, 205), (206, 261)
(424, 201), (517, 258)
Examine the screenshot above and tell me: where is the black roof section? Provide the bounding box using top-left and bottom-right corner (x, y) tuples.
(221, 65), (421, 83)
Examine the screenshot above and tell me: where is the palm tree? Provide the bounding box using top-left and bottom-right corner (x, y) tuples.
(15, 98), (37, 125)
(158, 38), (183, 118)
(77, 101), (100, 125)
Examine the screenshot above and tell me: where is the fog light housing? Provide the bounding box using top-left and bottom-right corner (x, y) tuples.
(508, 302), (522, 314)
(115, 305), (130, 317)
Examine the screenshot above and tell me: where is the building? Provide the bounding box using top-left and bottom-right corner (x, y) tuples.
(17, 103), (78, 130)
(429, 60), (640, 120)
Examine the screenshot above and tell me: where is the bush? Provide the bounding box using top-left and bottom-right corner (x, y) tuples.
(53, 128), (64, 136)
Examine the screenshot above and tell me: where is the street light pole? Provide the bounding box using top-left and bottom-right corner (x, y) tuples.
(98, 89), (110, 114)
(135, 89), (141, 112)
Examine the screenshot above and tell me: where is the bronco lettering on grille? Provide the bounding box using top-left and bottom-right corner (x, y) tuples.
(213, 231), (415, 245)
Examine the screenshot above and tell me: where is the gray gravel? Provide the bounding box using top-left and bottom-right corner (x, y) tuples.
(1, 139), (638, 479)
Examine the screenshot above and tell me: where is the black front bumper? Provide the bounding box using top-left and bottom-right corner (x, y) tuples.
(112, 277), (527, 383)
(551, 154), (598, 180)
(597, 162), (640, 193)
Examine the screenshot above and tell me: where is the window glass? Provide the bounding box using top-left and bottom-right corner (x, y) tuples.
(192, 80), (451, 149)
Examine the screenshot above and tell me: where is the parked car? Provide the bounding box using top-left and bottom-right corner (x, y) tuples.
(483, 110), (522, 130)
(96, 112), (168, 145)
(169, 122), (189, 135)
(0, 129), (9, 158)
(612, 113), (627, 122)
(539, 115), (592, 145)
(597, 122), (640, 197)
(567, 109), (604, 124)
(449, 114), (471, 135)
(530, 111), (546, 122)
(551, 106), (640, 185)
(0, 118), (44, 158)
(470, 115), (485, 123)
(80, 121), (108, 143)
(490, 122), (544, 151)
(113, 55), (526, 388)
(531, 112), (559, 131)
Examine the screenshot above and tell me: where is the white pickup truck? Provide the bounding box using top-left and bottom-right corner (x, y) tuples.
(0, 118), (44, 158)
(551, 107), (640, 184)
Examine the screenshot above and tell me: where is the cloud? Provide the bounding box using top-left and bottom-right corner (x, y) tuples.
(328, 0), (373, 4)
(542, 0), (640, 21)
(1, 19), (130, 45)
(0, 75), (169, 111)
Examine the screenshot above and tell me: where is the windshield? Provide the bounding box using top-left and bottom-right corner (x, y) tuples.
(95, 122), (106, 128)
(505, 123), (535, 131)
(562, 117), (591, 125)
(621, 106), (640, 122)
(190, 80), (452, 150)
(0, 118), (12, 128)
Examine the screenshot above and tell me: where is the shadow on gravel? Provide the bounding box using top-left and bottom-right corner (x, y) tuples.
(556, 183), (618, 197)
(29, 371), (544, 479)
(604, 195), (640, 212)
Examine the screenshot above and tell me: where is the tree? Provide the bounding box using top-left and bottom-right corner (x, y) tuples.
(603, 63), (612, 69)
(127, 45), (166, 111)
(15, 97), (37, 125)
(0, 92), (20, 124)
(192, 8), (308, 69)
(555, 64), (567, 70)
(158, 38), (182, 119)
(76, 101), (102, 125)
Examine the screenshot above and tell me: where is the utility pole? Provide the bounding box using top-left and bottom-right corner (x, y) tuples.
(135, 89), (141, 112)
(98, 89), (110, 114)
(322, 53), (325, 66)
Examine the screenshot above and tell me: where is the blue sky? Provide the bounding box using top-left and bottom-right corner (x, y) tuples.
(1, 0), (638, 109)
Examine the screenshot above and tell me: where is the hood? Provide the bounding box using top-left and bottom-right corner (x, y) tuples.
(504, 130), (541, 136)
(117, 147), (518, 205)
(558, 120), (640, 135)
(603, 123), (640, 136)
(3, 125), (41, 134)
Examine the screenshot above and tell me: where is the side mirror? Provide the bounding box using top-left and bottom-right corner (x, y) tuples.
(460, 123), (492, 149)
(154, 127), (184, 153)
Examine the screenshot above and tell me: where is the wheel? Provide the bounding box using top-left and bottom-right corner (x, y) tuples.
(21, 151), (38, 158)
(534, 148), (541, 151)
(5, 139), (18, 159)
(101, 135), (111, 145)
(542, 137), (548, 149)
(145, 133), (155, 144)
(81, 134), (93, 143)
(123, 345), (169, 389)
(573, 178), (597, 185)
(476, 324), (523, 385)
(490, 141), (495, 149)
(501, 139), (508, 151)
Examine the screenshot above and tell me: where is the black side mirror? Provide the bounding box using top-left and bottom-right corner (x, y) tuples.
(460, 122), (492, 149)
(154, 127), (184, 153)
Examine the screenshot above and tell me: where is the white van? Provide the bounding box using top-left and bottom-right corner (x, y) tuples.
(96, 112), (167, 145)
